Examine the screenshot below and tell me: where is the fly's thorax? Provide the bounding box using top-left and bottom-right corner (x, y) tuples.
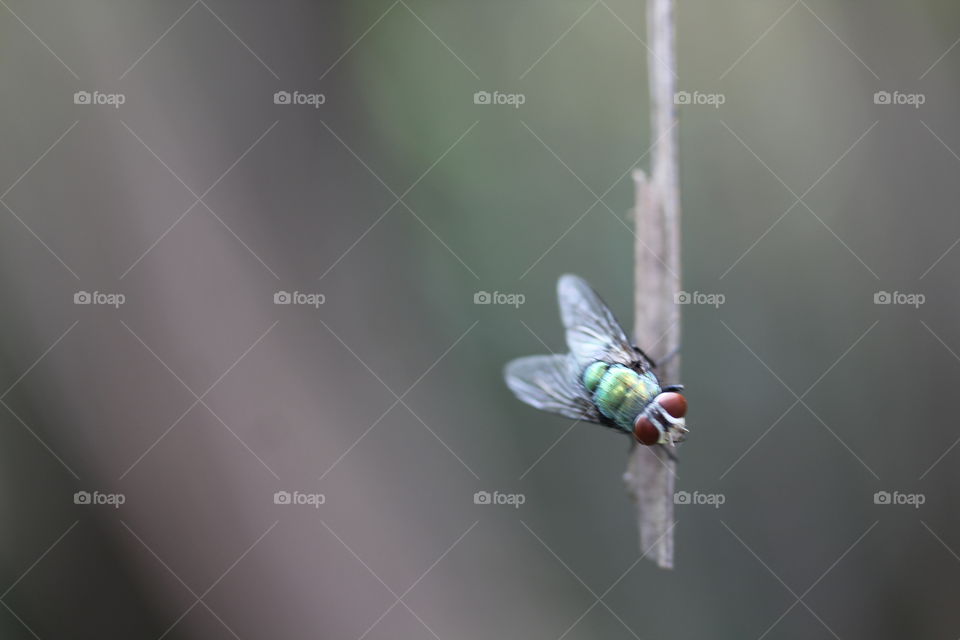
(583, 362), (661, 430)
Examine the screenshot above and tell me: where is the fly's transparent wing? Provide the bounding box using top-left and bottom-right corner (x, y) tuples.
(558, 274), (642, 368)
(504, 354), (602, 423)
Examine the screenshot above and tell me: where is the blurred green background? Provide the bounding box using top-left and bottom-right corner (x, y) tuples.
(1, 0), (959, 638)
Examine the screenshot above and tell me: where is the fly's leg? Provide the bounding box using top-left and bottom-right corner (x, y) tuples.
(661, 445), (678, 462)
(646, 409), (686, 446)
(625, 436), (678, 462)
(653, 345), (681, 369)
(661, 384), (684, 393)
(632, 347), (658, 371)
(646, 403), (688, 446)
(646, 411), (674, 446)
(655, 403), (688, 431)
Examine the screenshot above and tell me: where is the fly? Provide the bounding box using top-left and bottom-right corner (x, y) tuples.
(504, 274), (688, 447)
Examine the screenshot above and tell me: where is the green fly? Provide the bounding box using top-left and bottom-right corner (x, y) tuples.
(504, 275), (688, 447)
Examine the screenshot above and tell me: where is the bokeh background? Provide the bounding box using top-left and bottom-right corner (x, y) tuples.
(1, 1), (959, 638)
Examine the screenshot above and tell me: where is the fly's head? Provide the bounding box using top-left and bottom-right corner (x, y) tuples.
(633, 391), (689, 446)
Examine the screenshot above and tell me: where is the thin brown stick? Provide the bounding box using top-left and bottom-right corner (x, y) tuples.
(623, 0), (681, 569)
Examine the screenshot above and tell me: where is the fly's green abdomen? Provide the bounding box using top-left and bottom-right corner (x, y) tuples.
(582, 362), (660, 431)
(582, 361), (610, 393)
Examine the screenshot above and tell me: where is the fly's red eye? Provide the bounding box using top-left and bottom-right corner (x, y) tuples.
(655, 392), (687, 419)
(633, 416), (661, 446)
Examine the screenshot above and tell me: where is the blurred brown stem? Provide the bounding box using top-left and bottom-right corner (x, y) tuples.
(623, 0), (681, 569)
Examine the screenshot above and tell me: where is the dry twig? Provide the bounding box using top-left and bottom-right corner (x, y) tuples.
(623, 0), (682, 569)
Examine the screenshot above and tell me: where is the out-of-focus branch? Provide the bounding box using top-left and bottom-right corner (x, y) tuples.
(623, 0), (681, 570)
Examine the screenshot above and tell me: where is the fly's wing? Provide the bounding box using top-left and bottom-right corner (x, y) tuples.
(558, 274), (644, 369)
(504, 354), (602, 424)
